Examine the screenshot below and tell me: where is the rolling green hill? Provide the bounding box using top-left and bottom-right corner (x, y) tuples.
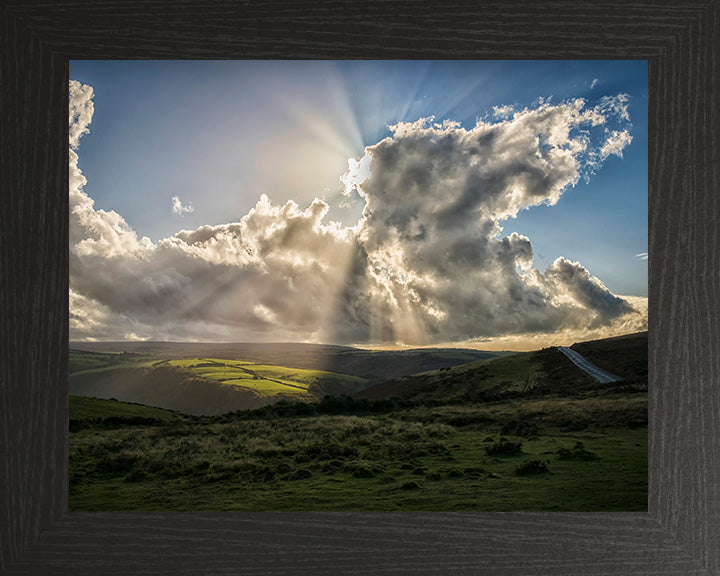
(355, 332), (648, 404)
(69, 359), (370, 416)
(69, 343), (507, 416)
(70, 342), (504, 384)
(162, 358), (369, 397)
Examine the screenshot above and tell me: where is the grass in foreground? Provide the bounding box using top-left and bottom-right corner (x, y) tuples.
(69, 395), (647, 512)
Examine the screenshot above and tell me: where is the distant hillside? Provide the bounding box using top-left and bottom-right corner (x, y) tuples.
(70, 365), (267, 416)
(69, 357), (371, 416)
(570, 331), (648, 387)
(69, 341), (503, 384)
(356, 332), (648, 404)
(69, 395), (184, 422)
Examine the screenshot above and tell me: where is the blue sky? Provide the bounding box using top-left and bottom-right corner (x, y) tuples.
(69, 61), (647, 346)
(70, 60), (647, 298)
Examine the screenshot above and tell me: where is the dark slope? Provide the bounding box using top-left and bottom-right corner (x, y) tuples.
(69, 365), (270, 416)
(356, 332), (648, 404)
(570, 331), (648, 387)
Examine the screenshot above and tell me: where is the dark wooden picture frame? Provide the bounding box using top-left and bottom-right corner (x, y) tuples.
(1, 2), (718, 574)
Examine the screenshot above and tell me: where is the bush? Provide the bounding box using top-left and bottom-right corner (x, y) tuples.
(289, 468), (313, 480)
(123, 469), (149, 483)
(484, 439), (523, 456)
(95, 453), (142, 475)
(556, 441), (598, 461)
(351, 466), (375, 479)
(500, 420), (540, 438)
(320, 460), (345, 474)
(515, 460), (549, 476)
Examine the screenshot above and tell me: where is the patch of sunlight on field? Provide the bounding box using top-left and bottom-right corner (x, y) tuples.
(166, 358), (209, 367)
(165, 358), (365, 391)
(194, 369), (249, 381)
(251, 365), (331, 384)
(204, 358), (253, 366)
(168, 358), (254, 370)
(223, 378), (308, 395)
(272, 379), (310, 390)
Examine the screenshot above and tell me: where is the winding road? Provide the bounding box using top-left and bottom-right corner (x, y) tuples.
(557, 347), (624, 383)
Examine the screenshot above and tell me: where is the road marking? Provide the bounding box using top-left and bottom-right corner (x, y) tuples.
(557, 347), (624, 383)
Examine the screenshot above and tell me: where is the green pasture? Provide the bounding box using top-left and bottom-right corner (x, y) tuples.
(163, 358), (364, 396)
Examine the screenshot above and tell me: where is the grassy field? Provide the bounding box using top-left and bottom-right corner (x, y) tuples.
(69, 353), (372, 415)
(69, 393), (647, 511)
(69, 333), (647, 511)
(163, 358), (367, 396)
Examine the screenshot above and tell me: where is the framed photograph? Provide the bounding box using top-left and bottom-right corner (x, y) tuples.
(2, 1), (718, 574)
(66, 59), (649, 514)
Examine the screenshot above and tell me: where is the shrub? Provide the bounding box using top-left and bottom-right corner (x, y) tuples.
(95, 453), (141, 475)
(320, 460), (345, 474)
(484, 439), (523, 456)
(69, 419), (90, 432)
(289, 468), (313, 480)
(123, 469), (149, 483)
(351, 466), (375, 479)
(556, 441), (598, 461)
(500, 420), (540, 438)
(252, 465), (277, 482)
(515, 460), (549, 476)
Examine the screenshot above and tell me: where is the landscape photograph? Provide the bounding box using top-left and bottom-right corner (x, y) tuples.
(68, 60), (648, 511)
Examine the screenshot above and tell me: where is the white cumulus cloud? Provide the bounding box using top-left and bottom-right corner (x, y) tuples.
(171, 196), (195, 216)
(69, 82), (646, 346)
(600, 130), (633, 159)
(69, 80), (94, 149)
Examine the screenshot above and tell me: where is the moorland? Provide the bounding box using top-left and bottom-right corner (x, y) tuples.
(69, 332), (647, 511)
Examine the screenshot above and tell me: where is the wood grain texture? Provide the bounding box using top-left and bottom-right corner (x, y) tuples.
(1, 0), (718, 574)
